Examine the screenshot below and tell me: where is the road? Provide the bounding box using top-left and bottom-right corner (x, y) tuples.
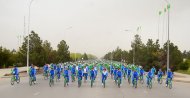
(0, 74), (190, 98)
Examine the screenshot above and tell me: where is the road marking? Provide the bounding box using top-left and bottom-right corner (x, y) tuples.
(34, 92), (40, 96)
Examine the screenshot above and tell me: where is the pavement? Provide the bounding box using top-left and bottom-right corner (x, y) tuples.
(0, 73), (190, 98)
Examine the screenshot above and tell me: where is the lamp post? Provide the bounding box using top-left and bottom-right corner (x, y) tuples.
(27, 0), (34, 74)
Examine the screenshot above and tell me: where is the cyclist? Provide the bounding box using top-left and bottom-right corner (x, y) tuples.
(71, 65), (76, 77)
(63, 67), (69, 85)
(102, 68), (108, 85)
(166, 69), (173, 87)
(139, 66), (144, 80)
(157, 69), (164, 82)
(127, 67), (132, 78)
(117, 68), (122, 85)
(113, 67), (118, 81)
(49, 67), (55, 80)
(12, 65), (19, 80)
(94, 65), (98, 79)
(146, 69), (153, 87)
(90, 67), (95, 82)
(151, 66), (156, 79)
(56, 65), (61, 80)
(83, 66), (88, 81)
(78, 67), (83, 81)
(132, 69), (138, 85)
(29, 64), (36, 83)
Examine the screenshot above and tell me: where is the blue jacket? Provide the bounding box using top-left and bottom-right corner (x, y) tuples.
(147, 71), (153, 79)
(102, 71), (108, 78)
(50, 69), (54, 76)
(71, 67), (76, 74)
(90, 70), (95, 77)
(128, 69), (131, 75)
(140, 69), (144, 75)
(43, 65), (48, 71)
(117, 70), (122, 78)
(157, 71), (163, 77)
(133, 71), (138, 79)
(114, 69), (117, 75)
(13, 67), (19, 75)
(167, 71), (173, 78)
(30, 67), (36, 76)
(78, 70), (83, 77)
(56, 67), (61, 74)
(151, 67), (156, 74)
(64, 70), (69, 77)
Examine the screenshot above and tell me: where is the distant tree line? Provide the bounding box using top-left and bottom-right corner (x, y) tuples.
(104, 34), (190, 71)
(0, 31), (96, 68)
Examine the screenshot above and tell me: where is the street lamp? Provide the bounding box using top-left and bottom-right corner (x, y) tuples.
(163, 0), (170, 73)
(27, 0), (34, 74)
(125, 26), (141, 65)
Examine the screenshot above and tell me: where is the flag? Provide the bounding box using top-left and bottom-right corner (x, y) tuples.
(167, 4), (171, 10)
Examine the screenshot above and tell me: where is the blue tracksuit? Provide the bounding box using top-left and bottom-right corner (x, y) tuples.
(56, 67), (61, 79)
(114, 69), (117, 80)
(50, 69), (55, 79)
(166, 71), (173, 84)
(64, 70), (69, 81)
(128, 69), (132, 78)
(140, 69), (144, 76)
(30, 67), (36, 81)
(102, 71), (108, 83)
(90, 70), (95, 80)
(147, 71), (153, 85)
(71, 67), (76, 75)
(132, 71), (138, 82)
(157, 71), (163, 78)
(78, 70), (83, 80)
(13, 67), (19, 80)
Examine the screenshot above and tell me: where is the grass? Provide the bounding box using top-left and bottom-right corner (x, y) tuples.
(176, 68), (190, 75)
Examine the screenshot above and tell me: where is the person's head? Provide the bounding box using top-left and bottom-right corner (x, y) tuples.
(159, 69), (162, 71)
(118, 68), (120, 70)
(103, 68), (106, 71)
(168, 68), (171, 72)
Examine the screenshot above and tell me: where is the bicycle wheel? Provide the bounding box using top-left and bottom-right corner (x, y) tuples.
(64, 78), (66, 87)
(149, 80), (152, 89)
(118, 78), (121, 88)
(49, 79), (52, 87)
(29, 77), (32, 86)
(16, 76), (20, 84)
(169, 79), (172, 89)
(103, 79), (105, 88)
(91, 79), (93, 88)
(11, 76), (14, 85)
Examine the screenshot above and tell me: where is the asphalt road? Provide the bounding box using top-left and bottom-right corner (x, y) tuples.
(0, 74), (190, 98)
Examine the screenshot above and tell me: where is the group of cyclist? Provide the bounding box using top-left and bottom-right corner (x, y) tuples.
(11, 61), (173, 89)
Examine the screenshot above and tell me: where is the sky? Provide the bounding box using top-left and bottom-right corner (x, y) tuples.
(0, 0), (190, 58)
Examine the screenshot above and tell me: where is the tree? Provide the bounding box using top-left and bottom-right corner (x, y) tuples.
(42, 40), (53, 63)
(19, 31), (44, 66)
(82, 53), (88, 60)
(57, 40), (70, 62)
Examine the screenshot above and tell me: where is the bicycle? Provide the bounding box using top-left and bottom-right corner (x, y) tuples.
(64, 76), (69, 87)
(128, 75), (131, 84)
(133, 78), (138, 88)
(78, 76), (82, 88)
(167, 78), (172, 89)
(102, 77), (106, 88)
(90, 77), (94, 88)
(157, 75), (163, 84)
(43, 71), (48, 80)
(55, 73), (60, 82)
(147, 78), (152, 89)
(49, 75), (54, 87)
(139, 74), (144, 84)
(11, 74), (20, 85)
(117, 77), (121, 88)
(71, 74), (75, 82)
(29, 75), (35, 86)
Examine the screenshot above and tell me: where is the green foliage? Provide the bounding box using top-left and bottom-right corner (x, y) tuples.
(104, 34), (184, 71)
(57, 40), (70, 62)
(179, 60), (190, 70)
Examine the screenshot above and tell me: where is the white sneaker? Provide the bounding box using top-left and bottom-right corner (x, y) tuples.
(102, 83), (103, 86)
